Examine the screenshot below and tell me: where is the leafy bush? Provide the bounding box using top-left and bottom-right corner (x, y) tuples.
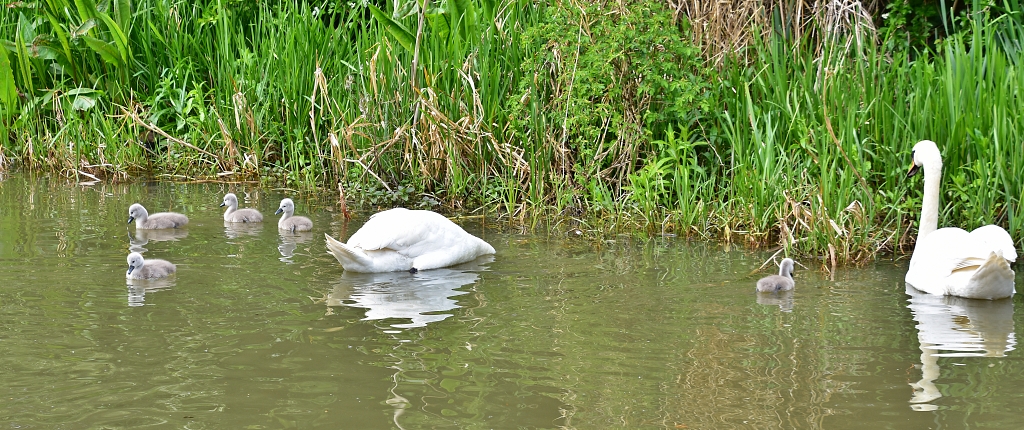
(509, 0), (713, 196)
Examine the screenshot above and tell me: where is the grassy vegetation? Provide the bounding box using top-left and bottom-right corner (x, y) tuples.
(1, 0), (1023, 266)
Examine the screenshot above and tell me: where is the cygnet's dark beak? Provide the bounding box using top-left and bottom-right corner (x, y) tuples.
(127, 264), (136, 275)
(127, 216), (135, 224)
(220, 202), (226, 207)
(275, 208), (283, 215)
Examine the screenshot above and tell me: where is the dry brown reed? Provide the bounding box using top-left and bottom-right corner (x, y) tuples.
(674, 0), (882, 66)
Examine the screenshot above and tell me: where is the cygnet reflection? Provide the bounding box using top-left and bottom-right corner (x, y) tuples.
(278, 231), (313, 261)
(756, 290), (794, 312)
(224, 221), (263, 239)
(906, 285), (1015, 410)
(128, 228), (189, 253)
(327, 256), (493, 328)
(126, 277), (175, 307)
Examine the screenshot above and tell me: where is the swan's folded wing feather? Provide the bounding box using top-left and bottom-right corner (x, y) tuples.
(950, 257), (986, 273)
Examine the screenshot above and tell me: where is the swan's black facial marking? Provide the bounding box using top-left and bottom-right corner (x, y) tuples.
(907, 150), (921, 177)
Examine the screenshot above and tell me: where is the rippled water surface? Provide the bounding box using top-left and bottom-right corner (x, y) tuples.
(2, 174), (1023, 429)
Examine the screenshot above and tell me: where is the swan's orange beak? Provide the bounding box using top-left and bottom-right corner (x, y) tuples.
(907, 163), (921, 177)
(907, 150), (921, 177)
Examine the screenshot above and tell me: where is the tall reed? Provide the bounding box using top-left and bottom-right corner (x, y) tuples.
(705, 9), (1024, 262)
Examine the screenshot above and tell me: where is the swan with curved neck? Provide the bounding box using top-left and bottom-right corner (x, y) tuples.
(905, 140), (1017, 300)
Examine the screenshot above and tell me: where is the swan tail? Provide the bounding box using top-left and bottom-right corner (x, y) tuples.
(325, 234), (373, 269)
(960, 251), (1016, 299)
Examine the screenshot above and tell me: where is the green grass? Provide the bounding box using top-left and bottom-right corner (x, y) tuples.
(1, 1), (1023, 266)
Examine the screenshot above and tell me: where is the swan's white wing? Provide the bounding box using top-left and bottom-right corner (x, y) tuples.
(347, 209), (484, 254)
(347, 208), (434, 252)
(968, 225), (1017, 262)
(908, 227), (971, 281)
(907, 226), (1016, 299)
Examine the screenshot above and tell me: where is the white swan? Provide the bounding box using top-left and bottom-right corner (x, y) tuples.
(127, 203), (189, 229)
(756, 258), (795, 293)
(325, 208), (496, 273)
(126, 252), (176, 280)
(221, 193), (263, 223)
(275, 198), (313, 232)
(905, 140), (1018, 300)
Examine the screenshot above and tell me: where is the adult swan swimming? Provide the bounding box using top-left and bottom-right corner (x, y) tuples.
(325, 208), (495, 273)
(905, 140), (1018, 300)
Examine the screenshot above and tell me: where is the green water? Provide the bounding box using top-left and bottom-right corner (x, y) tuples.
(1, 174), (1023, 429)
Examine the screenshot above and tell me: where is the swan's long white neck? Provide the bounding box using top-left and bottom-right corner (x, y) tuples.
(917, 161), (942, 243)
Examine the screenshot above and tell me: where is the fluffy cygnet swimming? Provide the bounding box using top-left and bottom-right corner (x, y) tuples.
(221, 193), (263, 223)
(275, 198), (313, 232)
(127, 203), (189, 229)
(756, 258), (795, 293)
(126, 252), (176, 280)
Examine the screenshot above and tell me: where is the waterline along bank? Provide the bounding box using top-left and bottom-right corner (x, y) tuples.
(2, 1), (1022, 266)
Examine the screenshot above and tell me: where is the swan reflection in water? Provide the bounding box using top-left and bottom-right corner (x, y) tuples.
(224, 221), (263, 239)
(906, 285), (1015, 411)
(278, 231), (313, 262)
(126, 277), (175, 307)
(756, 290), (794, 312)
(326, 256), (493, 329)
(128, 228), (189, 253)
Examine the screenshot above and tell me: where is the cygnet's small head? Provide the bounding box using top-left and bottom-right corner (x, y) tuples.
(127, 203), (148, 224)
(126, 252), (145, 275)
(275, 198), (295, 216)
(779, 258), (795, 278)
(221, 193), (238, 209)
(908, 140), (942, 178)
